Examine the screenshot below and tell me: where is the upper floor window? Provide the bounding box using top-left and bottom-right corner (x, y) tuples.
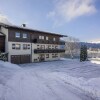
(15, 32), (20, 38)
(39, 36), (44, 40)
(42, 36), (44, 40)
(23, 33), (27, 38)
(53, 38), (56, 41)
(39, 36), (42, 39)
(46, 36), (48, 40)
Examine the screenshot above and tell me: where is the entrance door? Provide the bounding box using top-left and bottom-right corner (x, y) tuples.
(0, 36), (5, 52)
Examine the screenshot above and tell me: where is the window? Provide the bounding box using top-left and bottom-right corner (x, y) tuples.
(39, 36), (42, 39)
(23, 44), (27, 49)
(52, 53), (58, 58)
(41, 45), (45, 49)
(16, 44), (21, 49)
(23, 33), (27, 38)
(37, 45), (40, 49)
(27, 44), (30, 49)
(42, 36), (44, 40)
(55, 54), (58, 57)
(15, 32), (20, 38)
(46, 36), (48, 40)
(39, 36), (44, 40)
(46, 54), (49, 58)
(55, 46), (58, 49)
(12, 44), (15, 49)
(12, 44), (21, 49)
(23, 44), (30, 50)
(53, 38), (56, 41)
(48, 45), (51, 49)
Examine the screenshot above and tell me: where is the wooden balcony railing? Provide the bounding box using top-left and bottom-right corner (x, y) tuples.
(34, 49), (65, 54)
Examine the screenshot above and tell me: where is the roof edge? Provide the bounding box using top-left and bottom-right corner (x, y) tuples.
(0, 22), (67, 37)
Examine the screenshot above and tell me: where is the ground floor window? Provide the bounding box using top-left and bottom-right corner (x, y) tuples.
(12, 44), (21, 50)
(46, 54), (49, 58)
(52, 53), (58, 58)
(23, 44), (30, 50)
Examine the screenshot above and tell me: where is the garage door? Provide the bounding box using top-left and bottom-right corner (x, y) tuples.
(11, 55), (31, 64)
(20, 55), (31, 64)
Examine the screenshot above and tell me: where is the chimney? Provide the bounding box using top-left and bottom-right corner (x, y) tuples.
(22, 24), (26, 27)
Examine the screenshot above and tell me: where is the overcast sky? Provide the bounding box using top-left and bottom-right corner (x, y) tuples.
(0, 0), (100, 42)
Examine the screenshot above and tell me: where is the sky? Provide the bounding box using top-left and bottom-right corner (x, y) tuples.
(0, 0), (100, 42)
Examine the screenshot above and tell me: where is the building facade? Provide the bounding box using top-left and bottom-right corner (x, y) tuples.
(0, 23), (66, 64)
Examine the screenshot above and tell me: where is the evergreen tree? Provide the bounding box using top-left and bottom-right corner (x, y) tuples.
(80, 45), (87, 62)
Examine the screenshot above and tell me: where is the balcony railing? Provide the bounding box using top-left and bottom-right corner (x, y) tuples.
(32, 39), (65, 45)
(34, 49), (65, 54)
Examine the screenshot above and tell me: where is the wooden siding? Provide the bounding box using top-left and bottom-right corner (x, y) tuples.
(31, 32), (60, 44)
(8, 29), (31, 42)
(8, 28), (61, 44)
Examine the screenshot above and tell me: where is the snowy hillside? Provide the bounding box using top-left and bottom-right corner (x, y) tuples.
(0, 59), (100, 100)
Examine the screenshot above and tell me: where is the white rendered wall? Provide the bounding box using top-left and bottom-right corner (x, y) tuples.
(8, 42), (31, 62)
(32, 43), (61, 62)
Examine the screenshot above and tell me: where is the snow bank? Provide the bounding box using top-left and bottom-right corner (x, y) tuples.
(0, 61), (21, 99)
(0, 61), (20, 69)
(53, 72), (100, 99)
(91, 60), (100, 64)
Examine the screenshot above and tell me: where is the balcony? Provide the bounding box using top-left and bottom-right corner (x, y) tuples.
(34, 49), (65, 54)
(32, 38), (65, 45)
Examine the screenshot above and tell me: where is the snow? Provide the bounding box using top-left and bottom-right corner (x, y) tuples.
(0, 59), (100, 100)
(90, 58), (100, 64)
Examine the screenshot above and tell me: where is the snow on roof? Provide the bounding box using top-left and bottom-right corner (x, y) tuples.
(0, 22), (67, 37)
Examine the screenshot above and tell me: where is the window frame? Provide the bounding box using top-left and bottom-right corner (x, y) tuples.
(12, 44), (15, 49)
(46, 36), (48, 40)
(46, 54), (49, 58)
(23, 33), (27, 38)
(53, 38), (56, 41)
(23, 44), (27, 50)
(42, 36), (44, 40)
(15, 32), (20, 38)
(39, 36), (42, 39)
(15, 44), (21, 50)
(12, 44), (21, 50)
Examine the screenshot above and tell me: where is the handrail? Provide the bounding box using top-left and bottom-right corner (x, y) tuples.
(34, 49), (65, 53)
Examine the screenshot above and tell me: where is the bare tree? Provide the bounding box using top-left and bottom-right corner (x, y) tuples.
(64, 36), (80, 58)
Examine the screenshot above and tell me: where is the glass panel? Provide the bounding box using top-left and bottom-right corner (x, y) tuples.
(12, 44), (15, 49)
(23, 33), (27, 38)
(15, 32), (20, 38)
(15, 44), (20, 49)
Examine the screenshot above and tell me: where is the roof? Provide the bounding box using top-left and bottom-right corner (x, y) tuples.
(0, 23), (67, 37)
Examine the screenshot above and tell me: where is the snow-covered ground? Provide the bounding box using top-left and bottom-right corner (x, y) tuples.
(0, 59), (100, 100)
